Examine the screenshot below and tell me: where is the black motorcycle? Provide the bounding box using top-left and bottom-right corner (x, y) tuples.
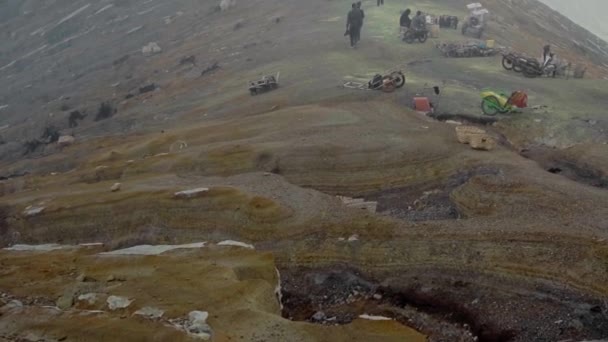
(501, 52), (530, 73)
(403, 28), (428, 44)
(522, 56), (557, 78)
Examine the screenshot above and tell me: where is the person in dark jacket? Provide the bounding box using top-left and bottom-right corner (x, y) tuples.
(400, 9), (412, 38)
(346, 3), (363, 47)
(400, 9), (412, 28)
(412, 10), (425, 31)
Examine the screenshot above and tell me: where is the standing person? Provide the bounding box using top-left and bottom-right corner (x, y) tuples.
(377, 0), (384, 6)
(400, 9), (412, 38)
(542, 44), (551, 64)
(346, 3), (363, 48)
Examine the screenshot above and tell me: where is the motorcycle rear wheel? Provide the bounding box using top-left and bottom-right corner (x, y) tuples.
(404, 32), (415, 44)
(481, 96), (500, 116)
(523, 67), (539, 78)
(513, 63), (524, 73)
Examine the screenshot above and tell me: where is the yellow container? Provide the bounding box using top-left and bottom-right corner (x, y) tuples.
(486, 39), (495, 48)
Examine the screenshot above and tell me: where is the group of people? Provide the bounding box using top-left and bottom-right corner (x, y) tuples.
(399, 9), (427, 35)
(438, 15), (459, 29)
(346, 3), (430, 48)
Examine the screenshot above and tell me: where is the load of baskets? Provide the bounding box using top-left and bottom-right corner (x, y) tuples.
(436, 41), (499, 58)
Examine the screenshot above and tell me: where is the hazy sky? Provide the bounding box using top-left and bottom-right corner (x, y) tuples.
(538, 0), (608, 41)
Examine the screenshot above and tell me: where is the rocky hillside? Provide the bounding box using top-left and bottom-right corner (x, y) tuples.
(1, 0), (608, 341)
(539, 0), (608, 42)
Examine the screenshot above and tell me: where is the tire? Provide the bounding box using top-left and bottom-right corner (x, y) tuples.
(523, 67), (538, 78)
(502, 56), (514, 70)
(513, 63), (524, 73)
(404, 32), (415, 44)
(391, 72), (406, 88)
(418, 32), (428, 43)
(481, 96), (500, 116)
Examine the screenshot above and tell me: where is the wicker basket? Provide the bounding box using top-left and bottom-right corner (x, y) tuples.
(455, 125), (486, 144)
(469, 134), (496, 151)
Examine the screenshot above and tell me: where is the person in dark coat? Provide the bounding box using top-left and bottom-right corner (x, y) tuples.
(412, 10), (425, 31)
(400, 9), (412, 28)
(346, 3), (363, 47)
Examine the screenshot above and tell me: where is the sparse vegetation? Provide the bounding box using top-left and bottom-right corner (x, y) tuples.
(68, 110), (86, 128)
(23, 139), (43, 155)
(94, 102), (115, 121)
(41, 125), (60, 143)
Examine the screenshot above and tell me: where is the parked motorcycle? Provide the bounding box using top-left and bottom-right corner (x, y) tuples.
(403, 28), (428, 44)
(522, 54), (557, 78)
(480, 89), (528, 116)
(502, 52), (559, 78)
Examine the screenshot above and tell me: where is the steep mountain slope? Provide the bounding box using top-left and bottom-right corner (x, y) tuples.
(538, 0), (608, 42)
(1, 0), (608, 341)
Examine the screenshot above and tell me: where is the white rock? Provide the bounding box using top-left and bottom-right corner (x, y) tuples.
(79, 242), (104, 247)
(134, 306), (164, 319)
(217, 240), (254, 249)
(445, 120), (462, 125)
(274, 268), (283, 309)
(4, 300), (23, 309)
(174, 188), (209, 199)
(107, 295), (132, 310)
(77, 293), (98, 305)
(23, 206), (45, 217)
(219, 0), (236, 11)
(359, 314), (392, 321)
(189, 311), (209, 323)
(312, 311), (326, 321)
(57, 135), (75, 147)
(100, 242), (206, 256)
(142, 42), (162, 56)
(187, 311), (212, 340)
(4, 244), (73, 251)
(347, 234), (359, 242)
(111, 183), (121, 192)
